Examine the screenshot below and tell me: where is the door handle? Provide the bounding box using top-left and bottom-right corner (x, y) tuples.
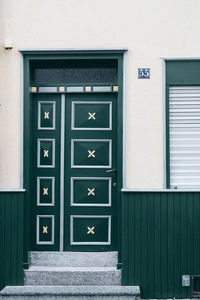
(106, 168), (117, 173)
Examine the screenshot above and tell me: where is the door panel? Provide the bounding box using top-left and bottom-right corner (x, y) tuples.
(72, 139), (112, 168)
(71, 215), (111, 245)
(31, 92), (117, 251)
(31, 93), (61, 251)
(37, 177), (55, 206)
(71, 177), (111, 207)
(37, 139), (55, 168)
(64, 93), (117, 251)
(72, 101), (112, 130)
(38, 101), (56, 130)
(36, 215), (55, 245)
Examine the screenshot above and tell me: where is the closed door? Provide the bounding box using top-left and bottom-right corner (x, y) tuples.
(31, 92), (117, 251)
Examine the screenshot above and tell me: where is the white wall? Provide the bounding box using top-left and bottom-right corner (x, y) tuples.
(0, 0), (200, 189)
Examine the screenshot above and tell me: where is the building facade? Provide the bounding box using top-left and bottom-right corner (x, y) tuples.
(1, 0), (200, 298)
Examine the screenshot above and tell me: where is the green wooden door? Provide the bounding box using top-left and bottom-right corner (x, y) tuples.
(31, 92), (117, 251)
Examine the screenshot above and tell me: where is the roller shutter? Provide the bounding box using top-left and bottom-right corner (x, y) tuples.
(169, 86), (200, 189)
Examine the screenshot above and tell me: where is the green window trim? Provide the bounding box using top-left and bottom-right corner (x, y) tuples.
(166, 60), (200, 189)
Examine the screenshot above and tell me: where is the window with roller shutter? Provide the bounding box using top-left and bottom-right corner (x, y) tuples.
(166, 60), (200, 189)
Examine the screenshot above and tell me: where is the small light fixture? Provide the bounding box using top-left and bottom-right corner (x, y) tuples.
(113, 86), (118, 92)
(4, 39), (13, 50)
(31, 87), (37, 93)
(85, 86), (92, 92)
(59, 86), (65, 92)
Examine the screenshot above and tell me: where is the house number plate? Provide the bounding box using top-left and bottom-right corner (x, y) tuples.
(138, 68), (150, 79)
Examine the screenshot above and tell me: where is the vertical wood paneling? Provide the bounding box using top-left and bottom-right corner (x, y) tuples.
(160, 192), (168, 298)
(154, 193), (161, 298)
(148, 193), (155, 297)
(0, 194), (5, 290)
(129, 194), (134, 285)
(141, 192), (148, 296)
(18, 193), (24, 285)
(0, 192), (24, 290)
(180, 192), (187, 298)
(134, 193), (142, 287)
(174, 192), (181, 297)
(121, 192), (129, 284)
(193, 193), (200, 275)
(167, 192), (174, 297)
(122, 191), (200, 298)
(4, 194), (11, 285)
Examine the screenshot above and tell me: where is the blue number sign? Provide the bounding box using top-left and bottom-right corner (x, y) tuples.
(138, 68), (150, 79)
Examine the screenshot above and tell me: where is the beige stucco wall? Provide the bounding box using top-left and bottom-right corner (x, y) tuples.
(0, 0), (200, 189)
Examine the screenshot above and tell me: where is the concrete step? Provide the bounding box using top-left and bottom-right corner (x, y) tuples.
(0, 286), (140, 300)
(24, 266), (121, 286)
(29, 252), (118, 267)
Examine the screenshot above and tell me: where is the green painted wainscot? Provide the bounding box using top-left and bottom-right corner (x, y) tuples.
(122, 190), (200, 299)
(0, 190), (25, 290)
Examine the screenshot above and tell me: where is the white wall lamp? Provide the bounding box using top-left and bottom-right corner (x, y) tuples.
(3, 39), (13, 49)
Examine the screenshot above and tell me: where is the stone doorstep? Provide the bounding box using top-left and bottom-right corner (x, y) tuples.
(24, 267), (121, 286)
(29, 252), (118, 268)
(0, 285), (140, 296)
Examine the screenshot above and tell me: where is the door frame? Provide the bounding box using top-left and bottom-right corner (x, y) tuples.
(20, 49), (127, 269)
